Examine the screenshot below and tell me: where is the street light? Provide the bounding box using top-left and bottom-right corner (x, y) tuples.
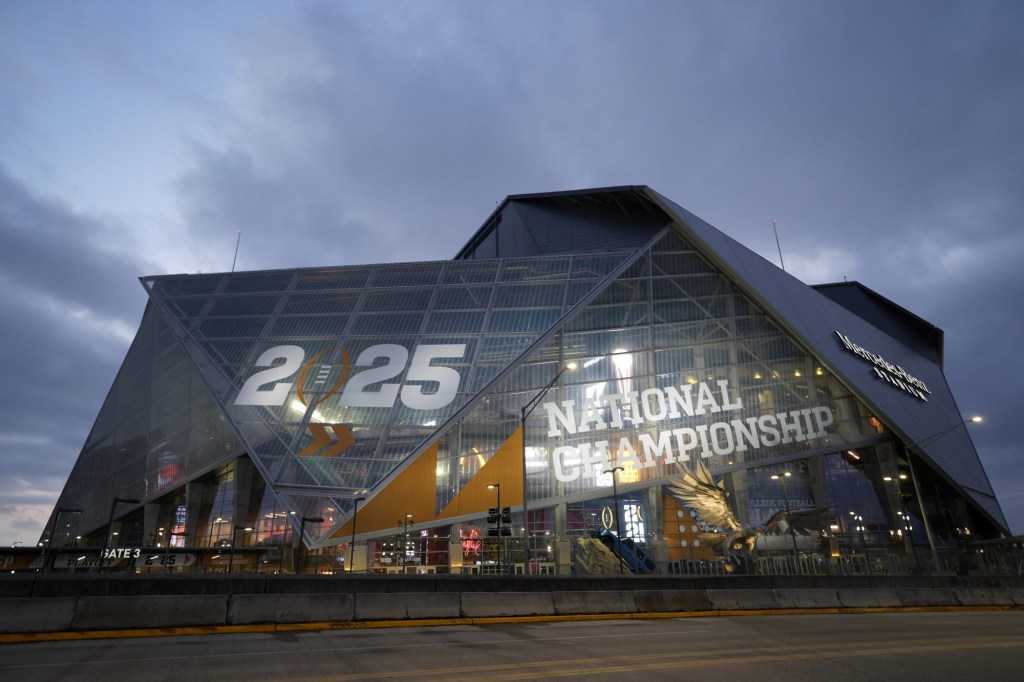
(349, 497), (366, 574)
(278, 511), (297, 574)
(884, 474), (918, 567)
(396, 514), (413, 571)
(229, 525), (252, 573)
(906, 416), (983, 571)
(770, 472), (800, 573)
(486, 484), (502, 573)
(97, 497), (140, 572)
(849, 511), (871, 575)
(43, 507), (82, 573)
(521, 360), (576, 573)
(300, 516), (324, 574)
(603, 466), (624, 574)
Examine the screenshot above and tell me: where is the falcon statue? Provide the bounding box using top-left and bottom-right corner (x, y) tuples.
(666, 459), (830, 564)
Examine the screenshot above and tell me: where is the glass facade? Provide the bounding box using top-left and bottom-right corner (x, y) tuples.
(41, 187), (1006, 576)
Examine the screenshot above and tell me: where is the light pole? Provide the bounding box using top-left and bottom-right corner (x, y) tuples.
(43, 507), (82, 573)
(850, 511), (871, 575)
(229, 525), (252, 573)
(884, 474), (918, 568)
(907, 416), (983, 572)
(604, 466), (624, 574)
(349, 497), (365, 574)
(300, 516), (324, 574)
(771, 472), (800, 573)
(487, 484), (501, 573)
(396, 514), (413, 571)
(278, 511), (296, 574)
(520, 360), (576, 573)
(97, 497), (140, 572)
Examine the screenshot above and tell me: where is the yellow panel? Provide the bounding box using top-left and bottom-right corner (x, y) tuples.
(328, 443), (439, 541)
(436, 425), (523, 520)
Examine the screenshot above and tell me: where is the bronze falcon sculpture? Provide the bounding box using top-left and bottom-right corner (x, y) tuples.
(666, 459), (830, 563)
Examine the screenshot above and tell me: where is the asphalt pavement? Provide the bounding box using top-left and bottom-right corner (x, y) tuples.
(1, 610), (1022, 681)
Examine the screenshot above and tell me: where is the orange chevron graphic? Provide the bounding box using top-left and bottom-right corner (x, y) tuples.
(298, 423), (355, 458)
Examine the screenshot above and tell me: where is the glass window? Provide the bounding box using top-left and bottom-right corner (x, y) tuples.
(209, 295), (279, 316)
(198, 317), (267, 338)
(434, 286), (493, 309)
(223, 272), (294, 293)
(499, 257), (571, 281)
(486, 309), (561, 333)
(363, 289), (433, 311)
(349, 312), (424, 336)
(295, 267), (371, 290)
(370, 263), (443, 288)
(283, 292), (360, 315)
(442, 261), (499, 284)
(425, 311), (485, 335)
(493, 283), (565, 308)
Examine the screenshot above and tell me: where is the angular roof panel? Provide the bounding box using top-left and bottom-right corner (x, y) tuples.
(646, 188), (1005, 530)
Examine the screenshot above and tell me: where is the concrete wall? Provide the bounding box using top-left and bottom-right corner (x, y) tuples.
(1, 574), (1022, 635)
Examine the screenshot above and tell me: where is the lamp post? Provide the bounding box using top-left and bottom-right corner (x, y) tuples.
(486, 483), (501, 573)
(520, 360), (576, 573)
(849, 511), (871, 575)
(396, 514), (413, 571)
(300, 516), (324, 574)
(97, 497), (140, 572)
(771, 472), (800, 573)
(884, 474), (918, 568)
(604, 466), (624, 574)
(278, 511), (296, 574)
(43, 507), (82, 573)
(349, 497), (365, 574)
(229, 525), (252, 573)
(907, 416), (983, 572)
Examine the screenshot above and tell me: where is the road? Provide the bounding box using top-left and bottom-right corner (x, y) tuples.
(1, 611), (1023, 681)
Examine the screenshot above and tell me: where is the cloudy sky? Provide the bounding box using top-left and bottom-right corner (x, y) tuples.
(1, 0), (1021, 546)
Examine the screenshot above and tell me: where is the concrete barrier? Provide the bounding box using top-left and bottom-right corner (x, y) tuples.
(552, 590), (636, 615)
(633, 589), (712, 613)
(707, 589), (778, 611)
(228, 593), (353, 625)
(895, 588), (958, 607)
(772, 589), (842, 609)
(836, 589), (901, 608)
(1007, 588), (1024, 606)
(72, 595), (227, 630)
(952, 587), (1011, 606)
(3, 574), (1022, 635)
(0, 598), (77, 633)
(355, 592), (460, 620)
(461, 591), (555, 617)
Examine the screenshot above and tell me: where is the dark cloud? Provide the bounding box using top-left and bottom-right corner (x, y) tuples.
(0, 167), (154, 538)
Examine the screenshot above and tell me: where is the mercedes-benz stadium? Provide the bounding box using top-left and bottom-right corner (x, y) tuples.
(34, 186), (1011, 576)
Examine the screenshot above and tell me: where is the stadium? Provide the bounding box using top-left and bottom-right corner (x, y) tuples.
(36, 186), (1010, 576)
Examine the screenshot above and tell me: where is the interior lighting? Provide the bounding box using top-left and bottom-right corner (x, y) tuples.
(611, 350), (632, 372)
